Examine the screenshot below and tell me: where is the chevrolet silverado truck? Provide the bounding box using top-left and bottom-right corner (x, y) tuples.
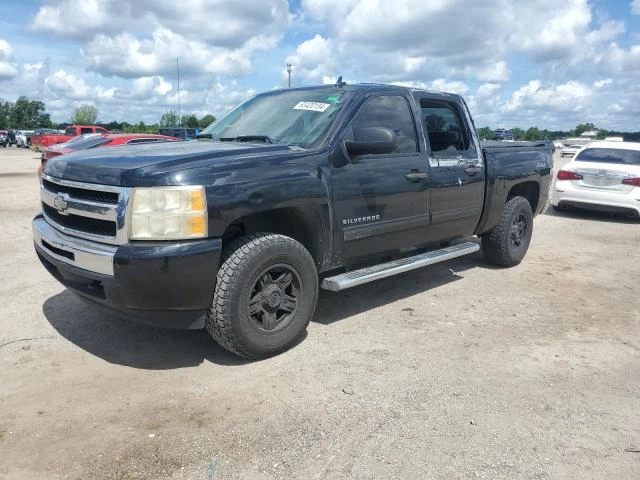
(33, 83), (552, 358)
(31, 125), (109, 151)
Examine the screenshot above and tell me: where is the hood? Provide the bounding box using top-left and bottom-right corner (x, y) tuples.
(44, 140), (299, 186)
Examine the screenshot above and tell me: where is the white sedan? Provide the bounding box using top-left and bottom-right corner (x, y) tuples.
(560, 144), (583, 157)
(551, 141), (640, 217)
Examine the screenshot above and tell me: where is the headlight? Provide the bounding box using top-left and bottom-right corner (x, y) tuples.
(130, 186), (207, 240)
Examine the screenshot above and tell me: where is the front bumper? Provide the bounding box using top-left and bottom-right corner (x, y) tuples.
(33, 215), (223, 329)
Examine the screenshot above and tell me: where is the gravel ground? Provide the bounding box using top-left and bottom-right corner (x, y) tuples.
(0, 147), (638, 480)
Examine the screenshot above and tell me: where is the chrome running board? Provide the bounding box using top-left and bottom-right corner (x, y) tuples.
(320, 241), (480, 292)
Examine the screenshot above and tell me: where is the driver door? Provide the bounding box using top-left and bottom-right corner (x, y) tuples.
(330, 94), (431, 262)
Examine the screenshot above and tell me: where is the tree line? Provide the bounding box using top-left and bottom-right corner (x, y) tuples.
(0, 97), (216, 133)
(476, 123), (640, 142)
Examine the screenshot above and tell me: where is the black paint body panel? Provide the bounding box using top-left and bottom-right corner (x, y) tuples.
(35, 234), (222, 329)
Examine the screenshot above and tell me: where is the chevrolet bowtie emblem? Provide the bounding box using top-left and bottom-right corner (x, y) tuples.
(53, 193), (70, 215)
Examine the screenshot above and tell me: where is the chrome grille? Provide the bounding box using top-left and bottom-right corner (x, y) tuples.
(42, 204), (117, 236)
(40, 174), (131, 245)
(42, 178), (119, 204)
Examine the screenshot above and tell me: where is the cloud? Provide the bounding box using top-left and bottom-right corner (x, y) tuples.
(82, 29), (257, 78)
(475, 61), (511, 83)
(41, 67), (254, 123)
(31, 0), (119, 40)
(32, 0), (291, 79)
(391, 79), (470, 95)
(595, 43), (640, 76)
(31, 0), (291, 46)
(633, 0), (640, 15)
(503, 80), (593, 114)
(593, 78), (613, 89)
(284, 35), (337, 84)
(0, 39), (18, 80)
(477, 83), (501, 98)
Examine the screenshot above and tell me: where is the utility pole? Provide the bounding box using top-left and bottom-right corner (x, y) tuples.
(176, 57), (181, 127)
(286, 63), (292, 88)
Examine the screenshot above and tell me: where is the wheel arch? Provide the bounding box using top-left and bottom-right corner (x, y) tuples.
(221, 206), (326, 269)
(507, 180), (540, 213)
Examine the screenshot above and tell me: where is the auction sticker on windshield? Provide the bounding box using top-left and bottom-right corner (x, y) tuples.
(293, 102), (331, 112)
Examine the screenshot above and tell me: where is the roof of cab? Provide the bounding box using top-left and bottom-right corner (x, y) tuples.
(271, 83), (463, 99)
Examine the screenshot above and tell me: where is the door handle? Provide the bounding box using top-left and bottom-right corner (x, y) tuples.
(464, 164), (483, 175)
(405, 170), (428, 181)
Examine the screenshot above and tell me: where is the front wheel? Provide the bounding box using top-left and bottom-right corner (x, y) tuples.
(481, 196), (533, 267)
(206, 233), (318, 359)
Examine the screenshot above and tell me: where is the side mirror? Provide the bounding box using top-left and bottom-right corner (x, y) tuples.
(344, 127), (396, 158)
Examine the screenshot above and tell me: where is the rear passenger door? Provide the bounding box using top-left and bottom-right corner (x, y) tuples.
(417, 96), (485, 241)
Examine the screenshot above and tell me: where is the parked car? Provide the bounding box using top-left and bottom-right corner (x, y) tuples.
(15, 130), (35, 148)
(38, 133), (179, 176)
(7, 129), (16, 146)
(0, 130), (8, 147)
(552, 141), (640, 217)
(31, 125), (110, 151)
(34, 83), (552, 358)
(553, 141), (565, 150)
(560, 144), (583, 157)
(159, 127), (199, 140)
(493, 128), (515, 141)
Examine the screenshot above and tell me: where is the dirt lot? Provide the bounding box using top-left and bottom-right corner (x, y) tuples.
(0, 147), (638, 480)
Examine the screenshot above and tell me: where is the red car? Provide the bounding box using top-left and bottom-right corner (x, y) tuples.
(39, 133), (180, 176)
(31, 125), (110, 151)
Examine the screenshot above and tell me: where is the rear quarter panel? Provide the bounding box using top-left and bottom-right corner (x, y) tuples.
(475, 145), (553, 235)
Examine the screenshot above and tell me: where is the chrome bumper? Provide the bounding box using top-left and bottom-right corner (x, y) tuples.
(32, 216), (117, 276)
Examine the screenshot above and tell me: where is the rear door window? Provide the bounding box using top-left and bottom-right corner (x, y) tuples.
(576, 148), (640, 165)
(80, 127), (93, 134)
(420, 100), (470, 153)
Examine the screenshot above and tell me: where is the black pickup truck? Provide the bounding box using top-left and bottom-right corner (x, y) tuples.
(33, 83), (552, 358)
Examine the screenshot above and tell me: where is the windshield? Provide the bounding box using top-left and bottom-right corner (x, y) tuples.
(576, 147), (640, 165)
(200, 89), (350, 148)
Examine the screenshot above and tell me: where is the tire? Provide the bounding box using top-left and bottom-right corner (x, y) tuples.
(481, 196), (533, 267)
(206, 233), (318, 359)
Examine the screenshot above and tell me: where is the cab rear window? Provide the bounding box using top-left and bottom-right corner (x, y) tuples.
(576, 148), (640, 165)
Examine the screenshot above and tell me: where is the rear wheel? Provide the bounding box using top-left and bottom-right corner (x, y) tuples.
(206, 233), (318, 359)
(482, 196), (533, 267)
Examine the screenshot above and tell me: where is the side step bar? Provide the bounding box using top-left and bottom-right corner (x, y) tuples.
(320, 241), (480, 292)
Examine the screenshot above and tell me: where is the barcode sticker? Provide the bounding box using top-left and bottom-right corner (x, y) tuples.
(293, 102), (331, 112)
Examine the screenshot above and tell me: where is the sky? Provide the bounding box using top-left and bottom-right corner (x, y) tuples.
(1, 0), (640, 130)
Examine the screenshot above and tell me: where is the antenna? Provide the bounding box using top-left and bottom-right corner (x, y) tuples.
(177, 57), (181, 127)
(286, 63), (292, 88)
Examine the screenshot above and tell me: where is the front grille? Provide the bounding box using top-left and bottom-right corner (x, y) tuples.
(43, 178), (118, 204)
(43, 204), (117, 237)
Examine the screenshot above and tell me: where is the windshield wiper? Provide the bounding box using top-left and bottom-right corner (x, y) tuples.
(219, 135), (278, 144)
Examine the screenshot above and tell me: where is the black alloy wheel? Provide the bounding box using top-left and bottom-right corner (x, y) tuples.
(247, 264), (301, 333)
(509, 212), (529, 251)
